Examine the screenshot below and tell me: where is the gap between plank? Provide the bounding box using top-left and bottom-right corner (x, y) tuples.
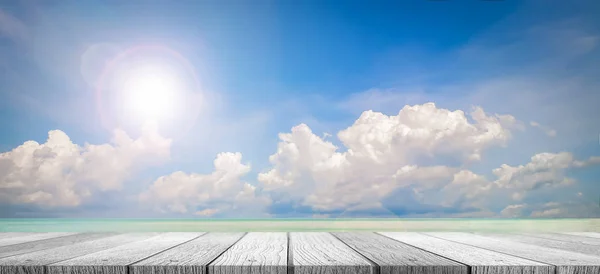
(422, 232), (559, 274)
(204, 232), (248, 274)
(287, 232), (294, 274)
(0, 234), (86, 260)
(329, 232), (380, 274)
(39, 233), (194, 274)
(124, 233), (206, 274)
(513, 232), (600, 244)
(1, 233), (86, 249)
(25, 233), (121, 274)
(39, 233), (127, 265)
(375, 232), (471, 274)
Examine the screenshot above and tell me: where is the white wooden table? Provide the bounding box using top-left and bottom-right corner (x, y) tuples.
(0, 232), (599, 274)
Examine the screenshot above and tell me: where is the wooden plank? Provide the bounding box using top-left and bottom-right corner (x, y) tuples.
(208, 232), (287, 274)
(48, 232), (203, 274)
(0, 233), (38, 240)
(427, 232), (600, 274)
(478, 232), (600, 257)
(0, 233), (159, 274)
(379, 232), (552, 274)
(0, 232), (77, 247)
(0, 233), (117, 259)
(290, 232), (373, 274)
(131, 232), (245, 274)
(518, 232), (600, 246)
(562, 232), (600, 239)
(332, 232), (467, 274)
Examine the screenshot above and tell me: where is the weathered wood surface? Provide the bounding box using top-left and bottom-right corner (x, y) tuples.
(0, 233), (159, 274)
(379, 232), (553, 274)
(208, 232), (287, 274)
(291, 232), (373, 274)
(0, 232), (77, 247)
(478, 232), (600, 257)
(333, 232), (467, 274)
(427, 232), (600, 274)
(0, 233), (37, 240)
(131, 232), (245, 274)
(562, 232), (600, 239)
(0, 232), (115, 259)
(48, 232), (203, 274)
(0, 232), (597, 274)
(519, 232), (600, 246)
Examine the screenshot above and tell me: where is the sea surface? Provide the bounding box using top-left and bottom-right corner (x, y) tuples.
(1, 218), (599, 232)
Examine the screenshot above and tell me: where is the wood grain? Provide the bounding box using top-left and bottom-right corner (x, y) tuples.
(562, 232), (600, 239)
(208, 232), (287, 274)
(131, 232), (245, 274)
(478, 232), (600, 257)
(333, 232), (467, 274)
(0, 233), (38, 240)
(0, 233), (116, 259)
(427, 232), (600, 274)
(48, 232), (203, 274)
(0, 233), (77, 247)
(290, 232), (373, 274)
(520, 232), (600, 246)
(0, 231), (596, 274)
(379, 232), (552, 274)
(0, 233), (158, 274)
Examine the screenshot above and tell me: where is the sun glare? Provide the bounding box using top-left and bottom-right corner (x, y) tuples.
(121, 65), (181, 121)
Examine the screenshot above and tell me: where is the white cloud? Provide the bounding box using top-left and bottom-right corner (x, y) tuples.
(500, 204), (527, 218)
(337, 88), (430, 115)
(501, 202), (600, 218)
(492, 152), (599, 201)
(573, 156), (600, 168)
(258, 100), (600, 217)
(259, 103), (519, 212)
(530, 121), (557, 137)
(482, 152), (600, 217)
(0, 123), (171, 207)
(528, 201), (600, 218)
(530, 207), (564, 218)
(139, 152), (271, 217)
(441, 170), (491, 209)
(338, 103), (519, 162)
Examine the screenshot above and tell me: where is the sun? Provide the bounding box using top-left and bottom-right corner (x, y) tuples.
(120, 64), (181, 121)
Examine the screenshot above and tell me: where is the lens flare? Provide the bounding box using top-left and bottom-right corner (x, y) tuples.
(94, 44), (202, 136)
(121, 65), (180, 120)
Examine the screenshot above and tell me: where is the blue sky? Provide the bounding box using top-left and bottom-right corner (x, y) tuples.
(1, 0), (599, 218)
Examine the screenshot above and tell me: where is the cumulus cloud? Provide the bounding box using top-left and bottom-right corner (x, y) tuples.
(471, 152), (600, 217)
(338, 103), (519, 162)
(139, 152), (270, 217)
(492, 152), (599, 201)
(440, 170), (491, 209)
(0, 123), (171, 207)
(447, 151), (600, 217)
(259, 103), (520, 212)
(257, 102), (600, 217)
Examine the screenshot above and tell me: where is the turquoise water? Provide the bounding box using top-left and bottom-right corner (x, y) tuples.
(1, 218), (599, 232)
